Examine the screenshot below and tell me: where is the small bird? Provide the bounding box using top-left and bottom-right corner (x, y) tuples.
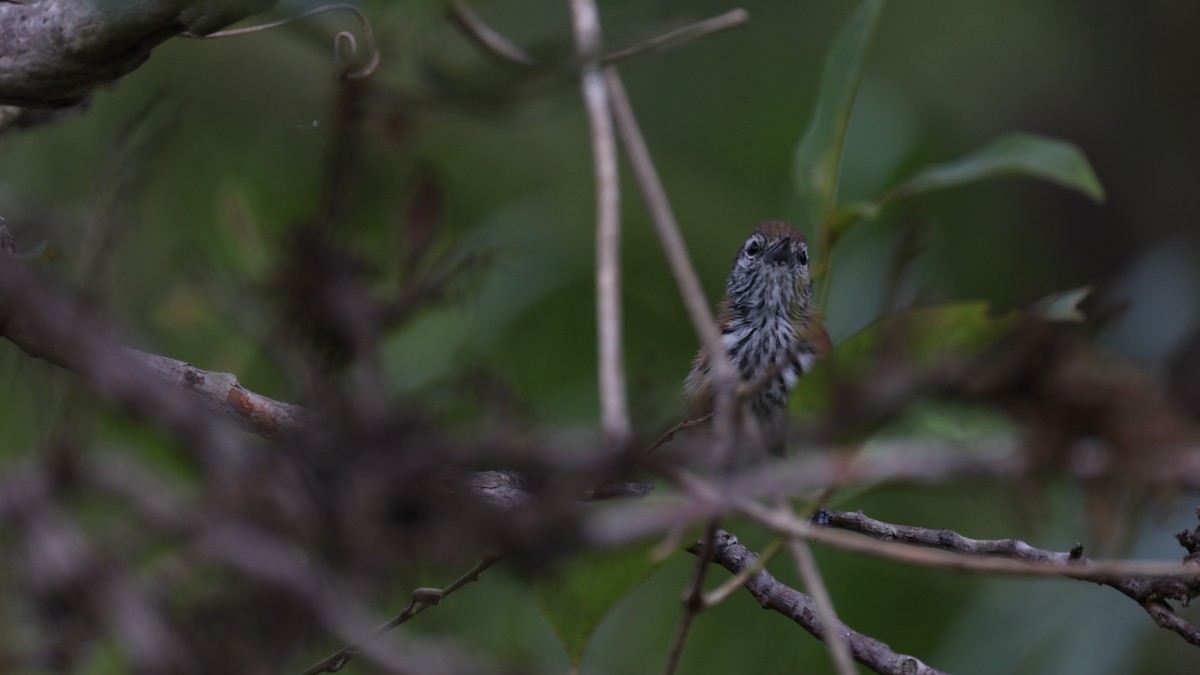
(684, 221), (830, 456)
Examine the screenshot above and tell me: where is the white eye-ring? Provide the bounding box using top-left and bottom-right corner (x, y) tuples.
(745, 239), (763, 257)
(797, 245), (809, 266)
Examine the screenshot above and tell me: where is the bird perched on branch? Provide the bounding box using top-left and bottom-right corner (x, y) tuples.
(684, 220), (830, 456)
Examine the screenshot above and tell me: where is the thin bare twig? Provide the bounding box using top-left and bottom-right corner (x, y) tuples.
(602, 71), (732, 387)
(663, 519), (718, 675)
(446, 1), (536, 66)
(604, 67), (741, 469)
(447, 4), (748, 73)
(638, 464), (1200, 581)
(298, 553), (503, 675)
(643, 413), (713, 456)
(736, 493), (1200, 580)
(789, 537), (856, 675)
(601, 9), (749, 66)
(181, 3), (381, 81)
(570, 0), (631, 446)
(822, 509), (1200, 648)
(434, 3), (749, 450)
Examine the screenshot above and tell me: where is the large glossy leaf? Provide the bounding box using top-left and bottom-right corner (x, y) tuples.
(536, 544), (664, 667)
(886, 132), (1105, 203)
(793, 0), (885, 232)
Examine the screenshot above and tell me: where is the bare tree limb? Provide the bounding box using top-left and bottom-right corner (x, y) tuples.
(0, 252), (248, 467)
(0, 0), (277, 108)
(131, 349), (312, 438)
(569, 0), (631, 446)
(604, 69), (735, 392)
(702, 535), (783, 606)
(692, 529), (949, 675)
(800, 507), (1200, 579)
(605, 65), (744, 472)
(823, 508), (1200, 647)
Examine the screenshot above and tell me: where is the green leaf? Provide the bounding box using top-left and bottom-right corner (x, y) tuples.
(536, 544), (664, 667)
(794, 0), (885, 231)
(886, 132), (1105, 203)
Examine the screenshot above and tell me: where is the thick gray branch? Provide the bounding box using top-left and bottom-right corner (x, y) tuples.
(0, 0), (276, 108)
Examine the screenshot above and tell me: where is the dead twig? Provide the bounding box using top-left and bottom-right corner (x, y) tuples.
(298, 553), (504, 675)
(181, 3), (381, 81)
(662, 519), (718, 675)
(446, 1), (536, 67)
(569, 0), (631, 446)
(822, 508), (1200, 647)
(602, 9), (749, 66)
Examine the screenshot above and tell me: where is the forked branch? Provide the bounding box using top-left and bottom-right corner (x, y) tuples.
(690, 529), (948, 675)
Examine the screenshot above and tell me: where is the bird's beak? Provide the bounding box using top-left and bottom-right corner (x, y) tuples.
(764, 236), (793, 265)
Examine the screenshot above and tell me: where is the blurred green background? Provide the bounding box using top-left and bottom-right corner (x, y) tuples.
(2, 0), (1199, 672)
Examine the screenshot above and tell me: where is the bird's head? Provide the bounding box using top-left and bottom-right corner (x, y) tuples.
(725, 220), (811, 318)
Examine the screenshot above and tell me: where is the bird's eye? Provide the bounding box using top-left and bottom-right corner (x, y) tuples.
(745, 240), (763, 257)
(797, 247), (809, 266)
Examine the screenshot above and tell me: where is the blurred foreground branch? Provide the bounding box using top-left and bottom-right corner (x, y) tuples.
(0, 221), (649, 493)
